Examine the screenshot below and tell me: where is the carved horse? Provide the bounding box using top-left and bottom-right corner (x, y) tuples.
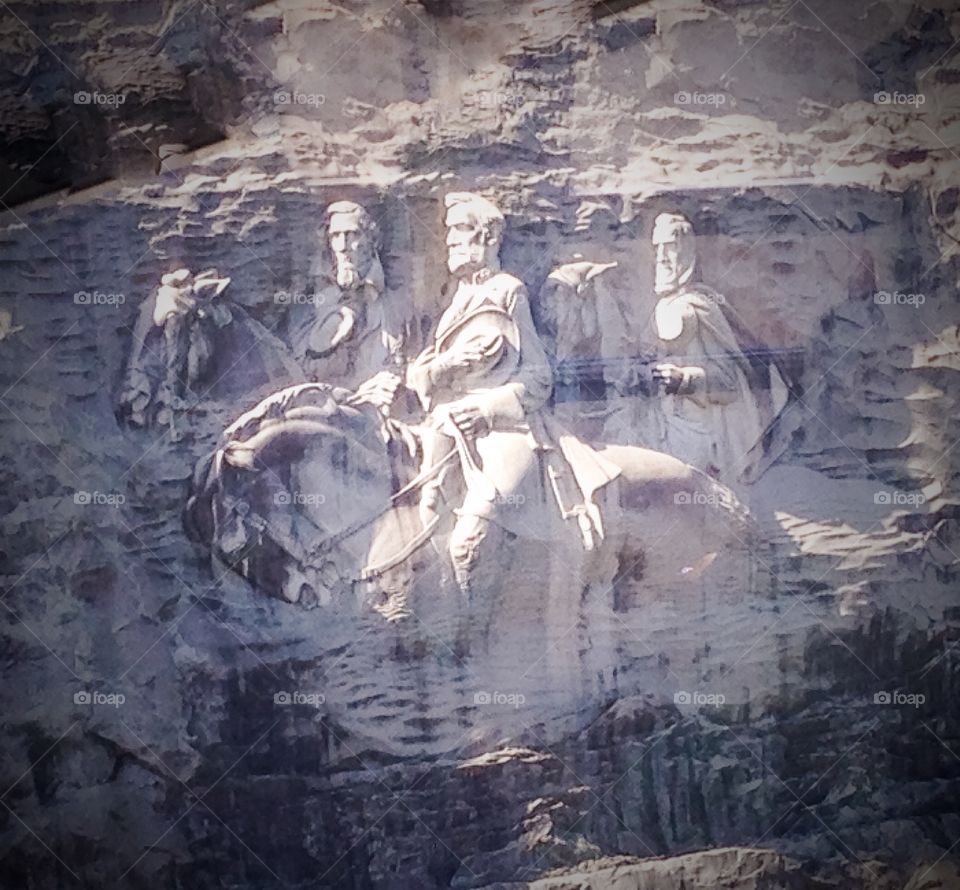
(185, 383), (758, 664)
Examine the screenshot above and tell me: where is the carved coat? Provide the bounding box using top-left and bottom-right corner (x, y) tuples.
(282, 257), (406, 388)
(408, 269), (620, 543)
(637, 282), (766, 478)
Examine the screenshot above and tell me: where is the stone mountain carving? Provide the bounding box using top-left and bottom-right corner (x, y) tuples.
(4, 1), (959, 882)
(280, 200), (410, 387)
(184, 194), (757, 661)
(185, 377), (755, 663)
(116, 268), (302, 438)
(406, 193), (624, 593)
(604, 213), (788, 482)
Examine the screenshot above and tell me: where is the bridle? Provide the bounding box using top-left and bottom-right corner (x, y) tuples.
(311, 446), (458, 581)
(225, 433), (458, 590)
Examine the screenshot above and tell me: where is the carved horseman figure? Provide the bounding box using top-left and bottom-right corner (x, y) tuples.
(606, 212), (783, 480)
(185, 195), (756, 626)
(282, 201), (408, 388)
(117, 268), (302, 438)
(406, 193), (622, 595)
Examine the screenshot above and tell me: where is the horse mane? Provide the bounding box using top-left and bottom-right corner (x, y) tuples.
(301, 396), (421, 494)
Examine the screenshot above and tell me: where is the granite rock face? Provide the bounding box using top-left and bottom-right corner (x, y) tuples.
(1, 1), (959, 888)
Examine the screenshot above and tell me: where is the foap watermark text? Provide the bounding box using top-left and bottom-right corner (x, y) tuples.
(474, 690), (526, 709)
(275, 691), (325, 707)
(674, 690), (726, 706)
(74, 690), (125, 707)
(875, 290), (925, 308)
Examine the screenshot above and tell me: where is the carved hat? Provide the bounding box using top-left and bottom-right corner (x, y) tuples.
(546, 260), (618, 295)
(193, 269), (231, 296)
(159, 268), (230, 296)
(153, 268), (230, 326)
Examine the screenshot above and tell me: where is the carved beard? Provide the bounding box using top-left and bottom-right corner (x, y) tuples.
(655, 261), (679, 295)
(447, 243), (486, 278)
(655, 250), (695, 295)
(335, 257), (360, 290)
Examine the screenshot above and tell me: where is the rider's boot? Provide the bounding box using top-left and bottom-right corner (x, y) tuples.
(450, 513), (488, 598)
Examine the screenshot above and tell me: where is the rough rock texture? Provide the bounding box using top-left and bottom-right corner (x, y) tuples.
(1, 1), (959, 888)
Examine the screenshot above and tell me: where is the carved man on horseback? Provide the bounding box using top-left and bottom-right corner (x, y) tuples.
(403, 192), (621, 595)
(185, 194), (752, 621)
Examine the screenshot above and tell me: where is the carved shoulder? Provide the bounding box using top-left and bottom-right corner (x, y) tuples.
(486, 272), (527, 314)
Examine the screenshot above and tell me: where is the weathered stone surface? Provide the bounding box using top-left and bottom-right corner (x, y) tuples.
(1, 0), (959, 888)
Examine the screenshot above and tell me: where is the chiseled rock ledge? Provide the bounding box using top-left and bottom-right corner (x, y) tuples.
(469, 846), (956, 890)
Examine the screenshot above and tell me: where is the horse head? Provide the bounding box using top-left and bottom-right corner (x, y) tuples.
(186, 383), (423, 609)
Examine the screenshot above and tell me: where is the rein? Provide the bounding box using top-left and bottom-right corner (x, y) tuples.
(222, 405), (460, 585)
(310, 447), (459, 580)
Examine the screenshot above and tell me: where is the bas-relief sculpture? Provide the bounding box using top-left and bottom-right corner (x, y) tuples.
(116, 267), (302, 438)
(406, 193), (624, 592)
(118, 268), (231, 432)
(117, 201), (414, 436)
(602, 212), (787, 482)
(183, 193), (755, 660)
(280, 200), (409, 388)
(126, 188), (925, 769)
(7, 4), (954, 885)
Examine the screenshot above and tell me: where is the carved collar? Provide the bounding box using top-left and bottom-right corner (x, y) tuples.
(461, 266), (499, 287)
(655, 294), (688, 341)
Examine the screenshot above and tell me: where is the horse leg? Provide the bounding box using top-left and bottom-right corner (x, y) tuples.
(448, 513), (507, 657)
(577, 494), (625, 700)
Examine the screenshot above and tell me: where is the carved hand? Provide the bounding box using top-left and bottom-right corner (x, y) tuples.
(153, 283), (197, 326)
(447, 399), (489, 438)
(653, 362), (686, 395)
(431, 341), (495, 381)
(350, 371), (402, 411)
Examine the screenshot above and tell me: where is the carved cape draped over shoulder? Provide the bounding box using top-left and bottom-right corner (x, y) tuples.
(645, 282), (771, 478)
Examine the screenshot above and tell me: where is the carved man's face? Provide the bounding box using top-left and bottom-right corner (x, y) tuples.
(328, 213), (375, 290)
(445, 203), (494, 279)
(653, 232), (695, 296)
